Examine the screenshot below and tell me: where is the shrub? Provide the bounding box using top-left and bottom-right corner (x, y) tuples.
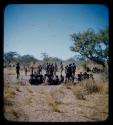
(72, 85), (86, 100)
(80, 79), (108, 94)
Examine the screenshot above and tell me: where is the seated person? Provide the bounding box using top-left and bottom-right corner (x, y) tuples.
(59, 75), (64, 83)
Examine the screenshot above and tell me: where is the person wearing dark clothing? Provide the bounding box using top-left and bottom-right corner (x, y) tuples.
(47, 75), (53, 85)
(65, 64), (73, 82)
(29, 72), (44, 85)
(72, 63), (76, 76)
(38, 74), (44, 84)
(52, 75), (59, 85)
(60, 75), (64, 83)
(68, 64), (73, 78)
(55, 75), (59, 85)
(49, 64), (54, 77)
(65, 65), (69, 83)
(60, 62), (63, 75)
(54, 63), (58, 76)
(38, 65), (42, 75)
(40, 65), (42, 74)
(31, 66), (34, 75)
(24, 66), (27, 76)
(46, 63), (49, 74)
(78, 72), (82, 81)
(16, 63), (20, 79)
(29, 74), (35, 85)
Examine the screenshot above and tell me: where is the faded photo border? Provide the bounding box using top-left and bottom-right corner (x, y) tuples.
(0, 0), (112, 124)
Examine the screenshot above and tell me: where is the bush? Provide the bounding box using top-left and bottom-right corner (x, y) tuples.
(70, 79), (108, 100)
(72, 85), (86, 100)
(81, 79), (108, 94)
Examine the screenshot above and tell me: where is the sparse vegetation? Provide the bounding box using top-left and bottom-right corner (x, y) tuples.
(49, 89), (64, 105)
(72, 85), (86, 100)
(70, 79), (108, 101)
(47, 94), (61, 113)
(39, 87), (45, 95)
(4, 64), (108, 121)
(82, 79), (108, 94)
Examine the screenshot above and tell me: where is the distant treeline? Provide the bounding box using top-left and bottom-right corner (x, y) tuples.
(3, 51), (64, 66)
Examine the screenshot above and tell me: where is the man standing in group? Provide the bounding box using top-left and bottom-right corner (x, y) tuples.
(31, 66), (34, 75)
(54, 63), (58, 76)
(24, 66), (27, 76)
(60, 62), (63, 75)
(16, 62), (20, 79)
(46, 62), (49, 74)
(72, 63), (76, 77)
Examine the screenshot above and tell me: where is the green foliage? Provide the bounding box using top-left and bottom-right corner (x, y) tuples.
(41, 52), (62, 64)
(47, 57), (62, 64)
(4, 51), (20, 65)
(19, 55), (38, 65)
(4, 52), (38, 66)
(41, 52), (49, 62)
(70, 27), (109, 67)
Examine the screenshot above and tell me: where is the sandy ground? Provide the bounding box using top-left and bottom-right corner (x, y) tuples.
(4, 68), (108, 122)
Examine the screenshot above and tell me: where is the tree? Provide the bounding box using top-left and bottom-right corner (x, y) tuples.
(4, 51), (20, 65)
(41, 52), (49, 63)
(20, 55), (38, 65)
(70, 27), (109, 68)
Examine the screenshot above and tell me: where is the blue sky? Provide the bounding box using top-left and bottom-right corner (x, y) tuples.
(4, 4), (109, 60)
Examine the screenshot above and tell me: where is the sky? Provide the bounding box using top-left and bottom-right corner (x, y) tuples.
(4, 4), (109, 60)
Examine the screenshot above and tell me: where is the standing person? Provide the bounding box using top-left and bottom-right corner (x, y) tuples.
(37, 65), (41, 74)
(59, 75), (64, 84)
(51, 64), (54, 76)
(16, 63), (20, 79)
(72, 63), (76, 77)
(24, 66), (27, 76)
(60, 62), (63, 75)
(39, 65), (42, 74)
(49, 64), (54, 77)
(54, 63), (58, 76)
(31, 66), (34, 75)
(66, 64), (73, 82)
(46, 62), (49, 74)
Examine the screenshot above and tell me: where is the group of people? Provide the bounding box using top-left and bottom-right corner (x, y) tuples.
(29, 62), (63, 85)
(45, 63), (58, 76)
(29, 62), (77, 85)
(86, 66), (103, 73)
(65, 63), (76, 83)
(77, 72), (94, 81)
(91, 67), (104, 73)
(15, 61), (94, 85)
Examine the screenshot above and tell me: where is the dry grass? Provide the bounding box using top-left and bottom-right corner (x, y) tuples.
(6, 69), (16, 75)
(39, 87), (45, 95)
(49, 88), (64, 105)
(70, 79), (108, 100)
(69, 78), (108, 120)
(72, 85), (86, 100)
(47, 94), (61, 113)
(4, 71), (108, 121)
(25, 96), (35, 104)
(77, 94), (108, 121)
(4, 83), (16, 107)
(4, 83), (16, 98)
(45, 88), (65, 113)
(27, 88), (34, 94)
(82, 79), (108, 94)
